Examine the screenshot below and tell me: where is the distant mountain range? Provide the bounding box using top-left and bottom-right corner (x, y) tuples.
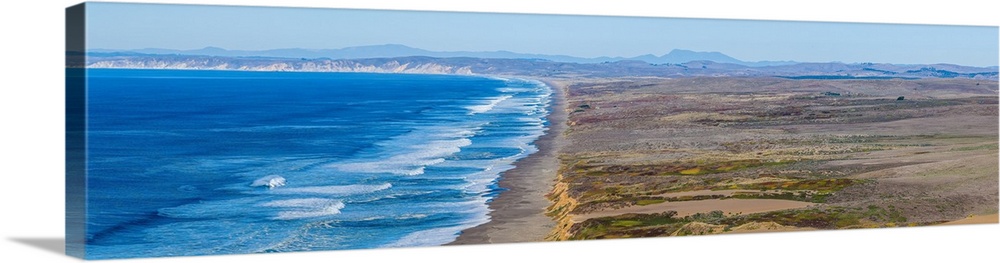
(88, 44), (797, 67)
(75, 51), (999, 81)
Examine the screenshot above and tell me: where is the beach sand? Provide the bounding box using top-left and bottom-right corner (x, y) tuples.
(448, 79), (568, 245)
(939, 214), (999, 226)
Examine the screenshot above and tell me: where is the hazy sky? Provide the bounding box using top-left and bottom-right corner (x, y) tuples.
(85, 2), (999, 66)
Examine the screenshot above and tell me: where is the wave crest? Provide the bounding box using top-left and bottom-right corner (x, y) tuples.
(260, 198), (345, 220)
(465, 95), (513, 115)
(271, 183), (392, 195)
(250, 175), (286, 189)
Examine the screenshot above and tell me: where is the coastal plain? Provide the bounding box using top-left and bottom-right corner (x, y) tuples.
(540, 77), (998, 240)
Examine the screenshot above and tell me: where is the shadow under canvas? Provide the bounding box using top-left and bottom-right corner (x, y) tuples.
(9, 238), (66, 256)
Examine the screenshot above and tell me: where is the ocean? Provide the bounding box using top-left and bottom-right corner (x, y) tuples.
(82, 69), (551, 259)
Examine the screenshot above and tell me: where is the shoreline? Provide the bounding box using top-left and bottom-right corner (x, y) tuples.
(449, 78), (569, 245)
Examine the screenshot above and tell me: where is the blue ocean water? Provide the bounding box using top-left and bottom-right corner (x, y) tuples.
(83, 69), (551, 259)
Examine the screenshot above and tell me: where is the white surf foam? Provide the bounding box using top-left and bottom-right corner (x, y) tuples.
(380, 198), (491, 248)
(380, 225), (473, 248)
(259, 198), (345, 220)
(271, 183), (392, 196)
(332, 134), (474, 176)
(485, 76), (510, 82)
(465, 95), (513, 115)
(250, 175), (287, 189)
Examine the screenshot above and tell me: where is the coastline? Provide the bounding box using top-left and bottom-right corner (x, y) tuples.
(449, 78), (568, 245)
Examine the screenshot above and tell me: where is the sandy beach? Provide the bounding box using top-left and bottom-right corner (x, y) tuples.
(449, 79), (568, 245)
(939, 214), (999, 226)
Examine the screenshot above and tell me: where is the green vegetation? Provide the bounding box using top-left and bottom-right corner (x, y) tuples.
(568, 177), (865, 214)
(666, 159), (798, 176)
(572, 159), (798, 178)
(718, 206), (909, 229)
(713, 178), (867, 203)
(569, 205), (915, 239)
(572, 104), (592, 113)
(953, 143), (998, 151)
(730, 191), (830, 203)
(663, 194), (727, 202)
(610, 220), (644, 227)
(570, 211), (684, 240)
(635, 199), (667, 206)
(719, 178), (862, 193)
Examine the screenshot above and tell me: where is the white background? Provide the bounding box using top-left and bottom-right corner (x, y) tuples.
(0, 1), (997, 262)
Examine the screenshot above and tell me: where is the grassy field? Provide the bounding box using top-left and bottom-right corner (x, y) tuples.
(546, 77), (998, 240)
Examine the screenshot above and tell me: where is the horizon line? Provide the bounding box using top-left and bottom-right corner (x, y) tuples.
(81, 45), (1000, 68)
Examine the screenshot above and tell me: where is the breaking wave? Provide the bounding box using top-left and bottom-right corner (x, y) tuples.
(465, 95), (513, 115)
(259, 198), (346, 220)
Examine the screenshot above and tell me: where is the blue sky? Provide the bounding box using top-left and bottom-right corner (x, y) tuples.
(86, 2), (999, 66)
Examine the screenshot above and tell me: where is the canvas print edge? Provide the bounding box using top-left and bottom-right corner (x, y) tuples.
(67, 1), (1000, 262)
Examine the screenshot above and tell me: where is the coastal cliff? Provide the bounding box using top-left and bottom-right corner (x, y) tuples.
(545, 166), (580, 241)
